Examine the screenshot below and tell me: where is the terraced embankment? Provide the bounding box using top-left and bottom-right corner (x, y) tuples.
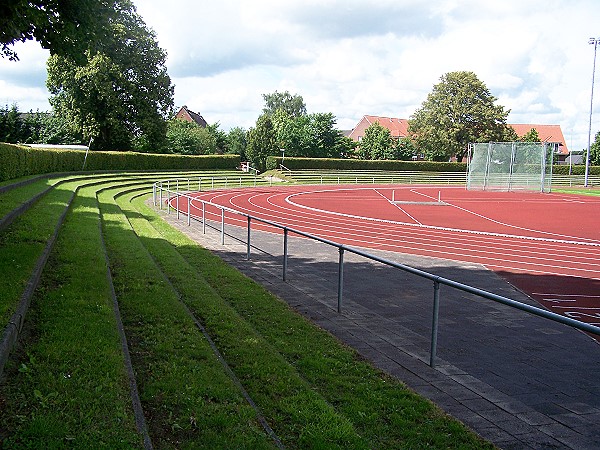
(0, 171), (491, 449)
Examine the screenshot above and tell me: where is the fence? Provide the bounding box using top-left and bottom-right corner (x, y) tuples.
(153, 178), (600, 368)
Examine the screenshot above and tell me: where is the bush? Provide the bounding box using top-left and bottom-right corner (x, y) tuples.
(268, 156), (467, 172)
(0, 143), (240, 182)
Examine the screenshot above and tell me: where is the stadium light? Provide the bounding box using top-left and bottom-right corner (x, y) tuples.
(585, 37), (599, 187)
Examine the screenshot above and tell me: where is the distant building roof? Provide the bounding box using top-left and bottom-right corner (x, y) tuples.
(175, 105), (207, 127)
(509, 124), (568, 154)
(349, 115), (569, 155)
(348, 115), (409, 142)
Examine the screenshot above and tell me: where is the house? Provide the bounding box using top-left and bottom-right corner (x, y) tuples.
(349, 115), (570, 161)
(348, 115), (409, 142)
(509, 124), (569, 161)
(174, 105), (207, 127)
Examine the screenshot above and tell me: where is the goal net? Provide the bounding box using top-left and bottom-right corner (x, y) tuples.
(467, 142), (554, 192)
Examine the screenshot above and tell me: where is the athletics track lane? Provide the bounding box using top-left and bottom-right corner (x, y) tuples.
(175, 185), (600, 331)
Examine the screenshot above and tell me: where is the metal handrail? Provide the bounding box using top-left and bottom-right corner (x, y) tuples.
(153, 178), (600, 367)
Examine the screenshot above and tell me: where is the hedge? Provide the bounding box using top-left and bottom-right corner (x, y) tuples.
(552, 164), (600, 175)
(268, 156), (600, 175)
(267, 156), (468, 172)
(0, 143), (240, 182)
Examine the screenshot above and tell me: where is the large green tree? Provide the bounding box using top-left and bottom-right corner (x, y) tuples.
(1, 0), (117, 62)
(46, 1), (173, 151)
(408, 71), (514, 161)
(262, 90), (307, 118)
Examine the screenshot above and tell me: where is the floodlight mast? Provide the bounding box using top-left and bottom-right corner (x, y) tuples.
(585, 37), (599, 187)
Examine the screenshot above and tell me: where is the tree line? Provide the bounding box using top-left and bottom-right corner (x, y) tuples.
(2, 3), (598, 169)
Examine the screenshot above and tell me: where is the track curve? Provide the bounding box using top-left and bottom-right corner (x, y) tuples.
(176, 185), (600, 329)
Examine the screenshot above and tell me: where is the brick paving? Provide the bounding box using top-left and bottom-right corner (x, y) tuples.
(164, 213), (600, 449)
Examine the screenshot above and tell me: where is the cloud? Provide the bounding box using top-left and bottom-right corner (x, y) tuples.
(2, 0), (600, 151)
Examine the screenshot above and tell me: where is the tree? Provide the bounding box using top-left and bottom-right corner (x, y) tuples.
(1, 0), (117, 62)
(357, 122), (393, 160)
(206, 123), (228, 154)
(262, 90), (307, 117)
(46, 1), (174, 151)
(165, 119), (216, 155)
(246, 114), (277, 171)
(226, 127), (248, 160)
(271, 110), (351, 159)
(392, 138), (416, 161)
(408, 71), (513, 161)
(0, 104), (25, 143)
(0, 104), (81, 144)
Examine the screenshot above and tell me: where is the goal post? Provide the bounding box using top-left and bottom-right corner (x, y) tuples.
(467, 142), (554, 193)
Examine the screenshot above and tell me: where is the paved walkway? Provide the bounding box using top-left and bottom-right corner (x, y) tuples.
(164, 213), (600, 449)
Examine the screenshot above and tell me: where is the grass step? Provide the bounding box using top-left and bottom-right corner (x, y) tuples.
(98, 185), (277, 448)
(118, 189), (368, 448)
(0, 182), (79, 326)
(0, 182), (144, 447)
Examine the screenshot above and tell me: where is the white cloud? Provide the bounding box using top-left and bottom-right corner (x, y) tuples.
(1, 0), (600, 151)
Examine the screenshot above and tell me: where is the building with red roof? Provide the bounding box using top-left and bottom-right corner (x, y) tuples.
(175, 106), (207, 128)
(349, 115), (570, 161)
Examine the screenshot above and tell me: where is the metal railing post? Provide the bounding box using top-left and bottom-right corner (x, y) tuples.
(430, 281), (441, 367)
(337, 247), (345, 313)
(202, 202), (206, 234)
(283, 228), (288, 281)
(159, 185), (162, 210)
(176, 187), (180, 220)
(221, 208), (225, 245)
(199, 177), (202, 191)
(152, 183), (156, 206)
(167, 189), (171, 215)
(187, 196), (191, 226)
(246, 216), (251, 260)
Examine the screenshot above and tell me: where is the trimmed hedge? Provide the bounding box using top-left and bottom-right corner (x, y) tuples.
(552, 164), (600, 175)
(0, 143), (240, 182)
(268, 156), (468, 172)
(268, 156), (600, 176)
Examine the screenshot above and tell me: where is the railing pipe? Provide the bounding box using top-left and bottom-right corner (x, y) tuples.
(221, 208), (225, 245)
(187, 196), (191, 226)
(246, 216), (251, 260)
(337, 248), (345, 313)
(283, 228), (288, 281)
(430, 281), (441, 367)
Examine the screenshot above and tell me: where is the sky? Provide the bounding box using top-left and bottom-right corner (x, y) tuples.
(1, 0), (599, 151)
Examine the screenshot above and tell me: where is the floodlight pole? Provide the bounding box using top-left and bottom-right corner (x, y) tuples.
(585, 37), (599, 187)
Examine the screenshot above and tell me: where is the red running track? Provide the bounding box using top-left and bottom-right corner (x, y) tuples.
(172, 185), (600, 330)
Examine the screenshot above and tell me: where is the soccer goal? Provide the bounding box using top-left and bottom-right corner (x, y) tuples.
(467, 142), (555, 193)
